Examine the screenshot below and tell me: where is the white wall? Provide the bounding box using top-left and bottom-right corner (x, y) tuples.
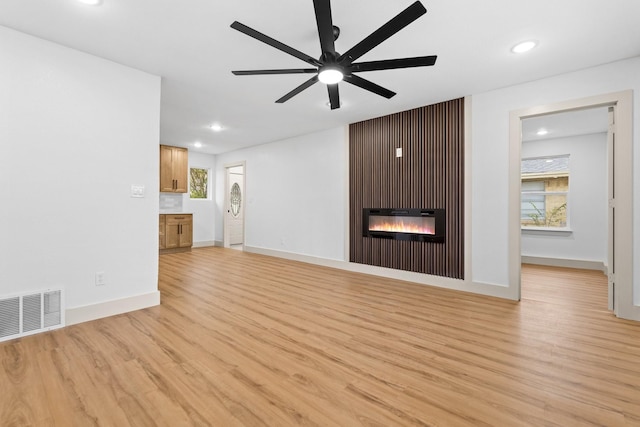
(209, 56), (640, 306)
(521, 133), (607, 263)
(214, 127), (347, 261)
(209, 57), (640, 304)
(0, 26), (160, 318)
(471, 56), (640, 296)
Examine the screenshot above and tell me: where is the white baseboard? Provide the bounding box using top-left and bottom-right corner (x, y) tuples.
(193, 240), (217, 248)
(65, 291), (161, 326)
(244, 246), (516, 300)
(522, 255), (607, 273)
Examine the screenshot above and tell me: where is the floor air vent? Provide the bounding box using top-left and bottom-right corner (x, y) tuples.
(0, 290), (64, 343)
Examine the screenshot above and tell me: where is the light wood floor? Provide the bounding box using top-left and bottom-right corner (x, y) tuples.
(2, 248), (640, 426)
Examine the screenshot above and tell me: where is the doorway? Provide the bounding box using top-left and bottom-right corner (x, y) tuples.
(224, 162), (245, 250)
(509, 90), (636, 320)
(519, 107), (609, 305)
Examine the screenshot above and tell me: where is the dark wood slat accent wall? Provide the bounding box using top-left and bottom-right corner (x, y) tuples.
(349, 97), (464, 278)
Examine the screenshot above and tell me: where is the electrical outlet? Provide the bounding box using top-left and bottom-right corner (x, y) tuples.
(95, 271), (106, 286)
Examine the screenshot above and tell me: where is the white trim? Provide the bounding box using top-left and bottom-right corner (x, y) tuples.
(344, 125), (350, 262)
(521, 227), (572, 234)
(464, 96), (473, 283)
(522, 256), (606, 273)
(192, 240), (217, 248)
(244, 245), (515, 300)
(509, 90), (636, 319)
(612, 91), (635, 318)
(65, 291), (160, 326)
(508, 110), (523, 300)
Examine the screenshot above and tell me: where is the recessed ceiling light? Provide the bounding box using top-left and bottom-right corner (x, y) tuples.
(194, 142), (202, 148)
(511, 40), (537, 54)
(210, 124), (223, 132)
(536, 128), (549, 136)
(77, 0), (102, 5)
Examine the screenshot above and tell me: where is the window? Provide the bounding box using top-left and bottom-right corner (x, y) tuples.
(521, 155), (569, 228)
(189, 168), (209, 199)
(521, 181), (546, 221)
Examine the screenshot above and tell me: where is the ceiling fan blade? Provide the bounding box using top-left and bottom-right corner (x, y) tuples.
(343, 74), (396, 99)
(276, 75), (319, 103)
(327, 84), (340, 110)
(313, 0), (336, 55)
(350, 55), (437, 72)
(233, 68), (318, 76)
(231, 21), (322, 67)
(338, 1), (426, 65)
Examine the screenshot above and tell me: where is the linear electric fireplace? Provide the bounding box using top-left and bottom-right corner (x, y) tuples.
(363, 208), (445, 243)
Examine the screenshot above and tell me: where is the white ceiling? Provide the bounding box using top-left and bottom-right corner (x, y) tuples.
(522, 107), (610, 142)
(1, 0), (639, 154)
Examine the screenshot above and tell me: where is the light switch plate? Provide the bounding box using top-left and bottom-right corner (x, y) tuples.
(396, 147), (403, 158)
(131, 185), (145, 198)
(95, 271), (106, 286)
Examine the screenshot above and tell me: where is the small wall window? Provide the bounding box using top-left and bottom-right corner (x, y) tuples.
(189, 168), (209, 199)
(521, 155), (569, 228)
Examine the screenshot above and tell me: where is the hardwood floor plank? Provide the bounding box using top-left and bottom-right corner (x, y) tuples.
(3, 249), (640, 426)
(1, 341), (53, 426)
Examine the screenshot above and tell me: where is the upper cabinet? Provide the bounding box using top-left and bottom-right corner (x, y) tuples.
(160, 145), (188, 193)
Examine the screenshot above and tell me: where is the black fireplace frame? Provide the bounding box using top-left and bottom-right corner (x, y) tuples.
(363, 208), (446, 243)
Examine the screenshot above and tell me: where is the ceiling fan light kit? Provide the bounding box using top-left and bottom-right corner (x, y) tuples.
(318, 67), (343, 84)
(231, 0), (437, 110)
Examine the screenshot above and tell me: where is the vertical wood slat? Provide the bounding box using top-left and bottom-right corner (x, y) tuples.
(349, 98), (464, 279)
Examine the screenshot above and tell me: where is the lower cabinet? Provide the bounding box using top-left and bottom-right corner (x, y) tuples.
(159, 214), (166, 249)
(160, 214), (192, 253)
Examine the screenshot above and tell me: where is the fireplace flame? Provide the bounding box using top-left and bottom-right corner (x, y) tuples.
(369, 219), (435, 235)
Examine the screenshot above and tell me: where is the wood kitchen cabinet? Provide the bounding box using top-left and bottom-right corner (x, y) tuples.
(160, 214), (192, 253)
(160, 145), (188, 193)
(159, 214), (166, 249)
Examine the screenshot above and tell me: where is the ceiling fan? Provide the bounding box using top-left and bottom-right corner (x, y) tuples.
(230, 0), (437, 110)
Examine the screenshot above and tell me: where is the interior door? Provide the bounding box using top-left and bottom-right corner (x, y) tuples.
(607, 106), (615, 311)
(225, 166), (244, 247)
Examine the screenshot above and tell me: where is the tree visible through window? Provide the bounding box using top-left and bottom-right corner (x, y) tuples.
(190, 168), (208, 199)
(521, 155), (569, 228)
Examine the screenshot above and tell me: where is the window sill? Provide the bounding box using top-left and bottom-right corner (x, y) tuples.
(521, 227), (573, 236)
